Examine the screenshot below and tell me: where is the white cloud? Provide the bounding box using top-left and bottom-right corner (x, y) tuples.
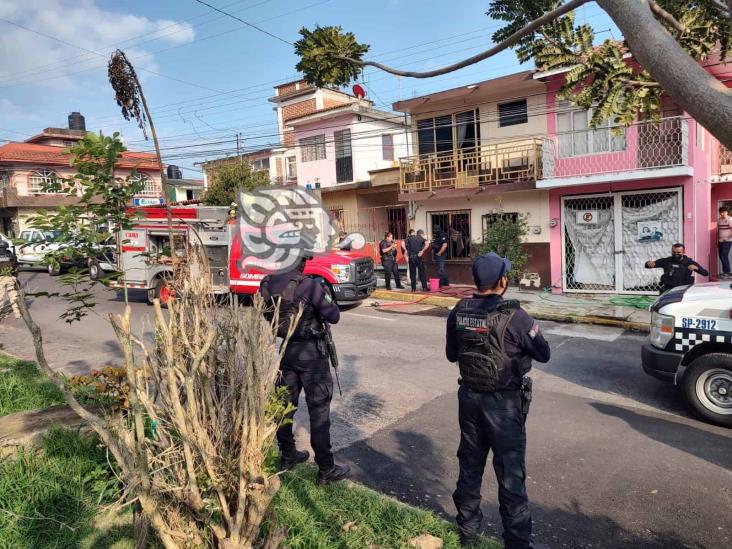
(0, 0), (196, 89)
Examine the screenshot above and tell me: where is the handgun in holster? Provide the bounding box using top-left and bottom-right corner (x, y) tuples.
(520, 376), (533, 417)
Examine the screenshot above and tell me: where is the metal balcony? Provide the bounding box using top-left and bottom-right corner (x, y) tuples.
(399, 139), (543, 194)
(541, 117), (690, 183)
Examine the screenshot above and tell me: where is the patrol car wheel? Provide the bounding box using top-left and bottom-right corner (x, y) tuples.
(683, 353), (732, 428)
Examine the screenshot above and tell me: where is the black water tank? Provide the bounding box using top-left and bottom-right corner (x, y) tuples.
(68, 112), (86, 131)
(166, 165), (182, 179)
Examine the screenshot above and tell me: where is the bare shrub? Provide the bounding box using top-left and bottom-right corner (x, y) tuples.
(6, 246), (297, 548)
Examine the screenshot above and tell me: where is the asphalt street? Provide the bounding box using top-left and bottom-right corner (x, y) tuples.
(1, 271), (730, 548)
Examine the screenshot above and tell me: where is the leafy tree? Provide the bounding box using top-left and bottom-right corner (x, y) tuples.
(202, 161), (269, 206)
(293, 1), (732, 148)
(28, 132), (143, 322)
(479, 211), (529, 282)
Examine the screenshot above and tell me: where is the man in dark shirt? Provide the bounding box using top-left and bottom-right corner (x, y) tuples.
(446, 252), (550, 548)
(405, 229), (430, 292)
(379, 231), (403, 290)
(645, 243), (708, 293)
(259, 257), (350, 485)
(432, 226), (450, 288)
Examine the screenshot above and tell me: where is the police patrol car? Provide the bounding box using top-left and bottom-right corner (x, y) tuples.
(642, 281), (732, 427)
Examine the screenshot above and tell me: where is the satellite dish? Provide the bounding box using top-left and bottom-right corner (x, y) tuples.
(352, 84), (366, 99)
(348, 232), (366, 250)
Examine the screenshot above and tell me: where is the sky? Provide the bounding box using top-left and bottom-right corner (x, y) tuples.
(0, 0), (617, 178)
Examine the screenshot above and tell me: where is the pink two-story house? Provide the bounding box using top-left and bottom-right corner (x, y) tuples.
(535, 67), (732, 293)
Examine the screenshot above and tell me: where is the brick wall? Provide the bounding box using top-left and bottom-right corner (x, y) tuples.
(276, 82), (298, 96)
(282, 98), (317, 122)
(324, 96), (351, 110)
(283, 130), (295, 148)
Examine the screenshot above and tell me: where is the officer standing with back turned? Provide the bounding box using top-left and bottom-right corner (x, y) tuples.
(259, 255), (350, 486)
(446, 252), (550, 548)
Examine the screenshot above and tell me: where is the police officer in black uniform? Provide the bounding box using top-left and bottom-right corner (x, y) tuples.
(379, 231), (403, 290)
(432, 226), (450, 287)
(0, 241), (18, 277)
(446, 252), (550, 548)
(405, 229), (429, 292)
(259, 256), (350, 485)
(645, 242), (708, 293)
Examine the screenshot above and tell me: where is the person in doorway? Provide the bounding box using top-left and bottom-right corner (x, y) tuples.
(380, 231), (403, 290)
(645, 243), (709, 293)
(433, 226), (450, 288)
(401, 230), (414, 286)
(446, 252), (550, 548)
(259, 257), (350, 485)
(717, 206), (732, 279)
(405, 229), (430, 292)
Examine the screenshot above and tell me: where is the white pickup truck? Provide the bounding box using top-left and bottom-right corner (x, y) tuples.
(642, 282), (732, 427)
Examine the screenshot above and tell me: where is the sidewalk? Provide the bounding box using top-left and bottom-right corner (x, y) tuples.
(370, 285), (652, 332)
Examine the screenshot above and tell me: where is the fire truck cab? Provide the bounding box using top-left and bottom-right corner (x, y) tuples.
(110, 205), (231, 304)
(111, 205), (377, 305)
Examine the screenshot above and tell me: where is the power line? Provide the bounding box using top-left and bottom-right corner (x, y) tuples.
(0, 16), (226, 93)
(192, 0), (292, 45)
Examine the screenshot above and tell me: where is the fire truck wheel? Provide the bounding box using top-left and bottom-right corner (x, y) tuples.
(152, 276), (174, 308)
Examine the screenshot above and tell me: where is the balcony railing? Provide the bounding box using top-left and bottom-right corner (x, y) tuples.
(542, 117), (689, 180)
(399, 139), (542, 193)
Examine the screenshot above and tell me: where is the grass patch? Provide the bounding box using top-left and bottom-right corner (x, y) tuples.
(0, 427), (133, 549)
(0, 354), (64, 417)
(272, 466), (500, 548)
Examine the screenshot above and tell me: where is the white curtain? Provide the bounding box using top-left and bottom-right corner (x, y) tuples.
(564, 204), (615, 286)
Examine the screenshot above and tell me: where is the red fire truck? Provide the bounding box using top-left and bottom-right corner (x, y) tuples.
(109, 205), (377, 305)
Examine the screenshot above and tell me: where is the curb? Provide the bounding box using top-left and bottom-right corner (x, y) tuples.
(370, 289), (650, 333)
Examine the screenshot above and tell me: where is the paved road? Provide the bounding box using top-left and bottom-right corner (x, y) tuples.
(2, 271), (731, 548)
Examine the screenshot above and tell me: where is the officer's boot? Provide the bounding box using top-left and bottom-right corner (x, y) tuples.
(280, 449), (309, 471)
(317, 463), (350, 485)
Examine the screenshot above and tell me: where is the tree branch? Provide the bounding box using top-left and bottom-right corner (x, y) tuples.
(710, 0), (732, 18)
(648, 0), (685, 37)
(598, 0), (732, 149)
(624, 80), (662, 88)
(336, 0), (589, 78)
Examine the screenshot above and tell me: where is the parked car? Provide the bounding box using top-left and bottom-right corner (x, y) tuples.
(88, 236), (117, 280)
(15, 229), (61, 269)
(642, 281), (732, 427)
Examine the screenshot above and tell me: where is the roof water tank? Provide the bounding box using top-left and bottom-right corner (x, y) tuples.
(166, 165), (183, 180)
(68, 112), (86, 131)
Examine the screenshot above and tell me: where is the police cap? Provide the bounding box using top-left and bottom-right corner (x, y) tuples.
(472, 252), (511, 288)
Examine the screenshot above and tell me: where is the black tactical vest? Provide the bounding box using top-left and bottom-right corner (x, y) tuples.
(260, 274), (322, 340)
(453, 299), (520, 392)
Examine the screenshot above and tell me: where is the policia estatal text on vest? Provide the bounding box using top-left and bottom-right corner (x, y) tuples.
(446, 252), (550, 548)
(259, 256), (350, 486)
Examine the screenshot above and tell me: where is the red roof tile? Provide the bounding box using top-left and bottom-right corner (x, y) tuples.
(0, 142), (161, 170)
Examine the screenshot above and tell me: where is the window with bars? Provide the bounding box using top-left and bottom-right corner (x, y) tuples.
(28, 169), (59, 194)
(556, 102), (626, 157)
(0, 171), (9, 190)
(131, 174), (158, 196)
(300, 134), (326, 162)
(498, 99), (528, 127)
(429, 209), (472, 260)
(334, 129), (353, 183)
(482, 212), (519, 237)
(382, 134), (394, 161)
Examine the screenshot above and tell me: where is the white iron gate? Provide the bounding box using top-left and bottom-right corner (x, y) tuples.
(562, 188), (683, 293)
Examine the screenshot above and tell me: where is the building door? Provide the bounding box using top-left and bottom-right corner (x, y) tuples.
(562, 188), (682, 293)
(334, 129), (353, 183)
(719, 199), (732, 275)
